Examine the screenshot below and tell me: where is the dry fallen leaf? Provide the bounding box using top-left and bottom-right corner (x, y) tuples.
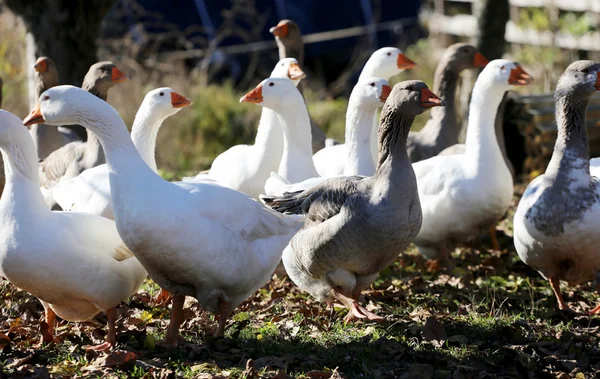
(422, 316), (447, 348)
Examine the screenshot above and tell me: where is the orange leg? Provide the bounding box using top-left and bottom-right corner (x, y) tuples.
(549, 277), (569, 311)
(333, 290), (384, 322)
(154, 289), (173, 306)
(85, 308), (117, 352)
(40, 307), (57, 344)
(161, 294), (186, 347)
(489, 227), (500, 251)
(215, 300), (230, 338)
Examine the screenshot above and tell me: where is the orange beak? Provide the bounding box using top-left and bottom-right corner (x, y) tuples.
(111, 66), (129, 83)
(171, 92), (192, 108)
(473, 52), (489, 68)
(508, 65), (533, 86)
(240, 84), (263, 103)
(287, 63), (306, 80)
(595, 72), (600, 91)
(34, 58), (48, 73)
(23, 103), (45, 127)
(269, 21), (288, 38)
(420, 88), (444, 108)
(397, 53), (417, 70)
(380, 84), (392, 103)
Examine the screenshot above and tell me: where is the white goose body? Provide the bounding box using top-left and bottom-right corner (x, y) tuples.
(30, 85), (303, 340)
(198, 59), (305, 198)
(514, 62), (600, 311)
(412, 60), (530, 260)
(0, 110), (146, 323)
(52, 88), (191, 218)
(312, 47), (415, 177)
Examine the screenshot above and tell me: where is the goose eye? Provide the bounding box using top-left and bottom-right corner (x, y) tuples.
(269, 82), (275, 87)
(582, 68), (589, 74)
(500, 65), (505, 70)
(387, 52), (392, 56)
(370, 82), (375, 87)
(160, 92), (164, 96)
(43, 95), (49, 100)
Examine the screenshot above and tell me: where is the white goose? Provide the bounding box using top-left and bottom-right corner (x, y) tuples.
(412, 60), (532, 263)
(24, 85), (303, 345)
(0, 110), (146, 351)
(51, 88), (192, 218)
(312, 47), (416, 177)
(188, 58), (305, 198)
(262, 77), (391, 196)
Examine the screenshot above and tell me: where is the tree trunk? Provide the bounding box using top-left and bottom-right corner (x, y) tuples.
(3, 0), (116, 139)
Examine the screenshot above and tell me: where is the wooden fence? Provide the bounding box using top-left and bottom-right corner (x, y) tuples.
(425, 0), (600, 51)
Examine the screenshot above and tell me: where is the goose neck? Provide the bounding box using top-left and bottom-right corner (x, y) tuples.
(0, 134), (48, 215)
(343, 101), (378, 176)
(131, 108), (168, 173)
(375, 113), (412, 177)
(545, 95), (591, 184)
(274, 101), (318, 181)
(253, 108), (284, 161)
(464, 80), (507, 163)
(426, 65), (460, 143)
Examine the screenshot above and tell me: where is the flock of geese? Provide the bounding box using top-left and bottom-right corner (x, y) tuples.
(0, 19), (599, 351)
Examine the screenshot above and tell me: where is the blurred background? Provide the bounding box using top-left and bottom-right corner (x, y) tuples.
(0, 0), (599, 178)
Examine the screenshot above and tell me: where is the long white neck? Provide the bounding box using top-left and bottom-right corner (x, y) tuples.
(0, 131), (49, 218)
(464, 78), (507, 170)
(343, 101), (378, 176)
(252, 107), (284, 170)
(131, 106), (169, 173)
(273, 98), (318, 182)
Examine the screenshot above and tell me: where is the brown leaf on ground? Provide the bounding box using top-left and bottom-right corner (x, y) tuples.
(90, 350), (137, 370)
(0, 332), (11, 348)
(422, 316), (447, 347)
(7, 353), (35, 368)
(306, 368), (342, 379)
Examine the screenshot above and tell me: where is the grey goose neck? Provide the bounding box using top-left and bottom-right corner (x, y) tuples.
(376, 111), (412, 172)
(426, 63), (460, 145)
(545, 94), (591, 178)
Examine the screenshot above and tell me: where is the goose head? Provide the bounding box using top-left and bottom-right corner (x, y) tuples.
(444, 43), (489, 71)
(555, 60), (600, 101)
(139, 87), (192, 120)
(384, 80), (444, 119)
(33, 56), (59, 92)
(270, 58), (306, 85)
(362, 47), (416, 80)
(23, 85), (117, 131)
(269, 19), (302, 43)
(82, 61), (129, 100)
(239, 78), (302, 110)
(351, 77), (392, 109)
(477, 59), (533, 92)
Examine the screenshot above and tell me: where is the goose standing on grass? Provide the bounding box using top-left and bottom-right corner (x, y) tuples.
(33, 62), (128, 201)
(0, 110), (146, 351)
(262, 81), (442, 320)
(191, 59), (305, 198)
(263, 77), (392, 196)
(25, 84), (303, 345)
(312, 47), (416, 177)
(51, 88), (192, 218)
(412, 60), (532, 265)
(514, 61), (600, 313)
(29, 57), (80, 160)
(406, 44), (488, 162)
